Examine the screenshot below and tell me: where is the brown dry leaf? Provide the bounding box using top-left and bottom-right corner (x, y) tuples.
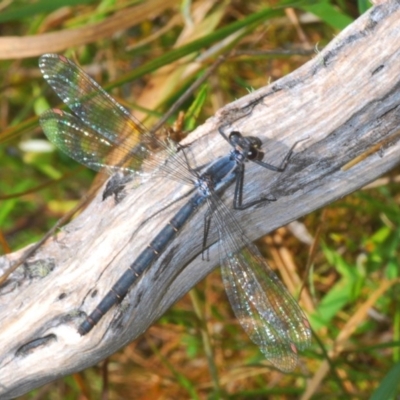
(134, 1), (228, 123)
(0, 0), (177, 59)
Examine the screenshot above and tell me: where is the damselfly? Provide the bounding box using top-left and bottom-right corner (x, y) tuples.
(39, 54), (311, 372)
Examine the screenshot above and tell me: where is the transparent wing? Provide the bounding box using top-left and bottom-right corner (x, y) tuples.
(40, 108), (142, 174)
(39, 54), (151, 151)
(39, 54), (196, 184)
(208, 194), (311, 372)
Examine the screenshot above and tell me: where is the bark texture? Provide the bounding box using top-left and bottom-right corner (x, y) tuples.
(2, 2), (400, 397)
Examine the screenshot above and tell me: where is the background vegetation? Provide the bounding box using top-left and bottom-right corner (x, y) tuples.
(1, 0), (399, 399)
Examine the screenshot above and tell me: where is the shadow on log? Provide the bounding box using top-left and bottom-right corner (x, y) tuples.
(2, 1), (400, 397)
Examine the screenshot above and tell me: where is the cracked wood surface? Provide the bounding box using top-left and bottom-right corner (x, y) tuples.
(2, 1), (400, 397)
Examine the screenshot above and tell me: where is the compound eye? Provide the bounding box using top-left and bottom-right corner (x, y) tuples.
(247, 147), (259, 160)
(248, 136), (262, 149)
(248, 147), (264, 161)
(228, 131), (242, 145)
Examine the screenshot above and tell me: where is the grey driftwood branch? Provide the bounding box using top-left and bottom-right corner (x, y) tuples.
(2, 1), (400, 397)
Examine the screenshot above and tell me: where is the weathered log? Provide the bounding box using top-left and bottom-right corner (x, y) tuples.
(2, 1), (400, 397)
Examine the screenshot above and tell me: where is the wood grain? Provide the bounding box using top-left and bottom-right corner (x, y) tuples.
(2, 1), (400, 397)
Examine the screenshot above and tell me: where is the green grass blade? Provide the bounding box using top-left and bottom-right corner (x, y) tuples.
(369, 362), (400, 400)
